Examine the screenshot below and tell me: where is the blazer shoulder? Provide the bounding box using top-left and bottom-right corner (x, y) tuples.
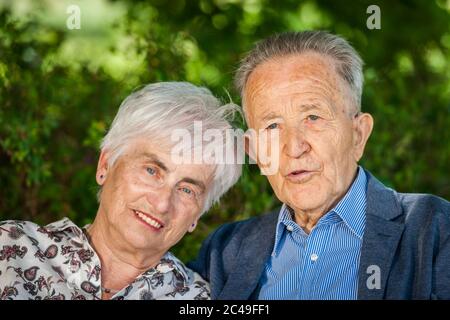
(395, 192), (450, 240)
(209, 209), (280, 246)
(396, 192), (449, 218)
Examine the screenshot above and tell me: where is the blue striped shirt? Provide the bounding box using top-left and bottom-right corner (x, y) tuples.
(259, 167), (367, 300)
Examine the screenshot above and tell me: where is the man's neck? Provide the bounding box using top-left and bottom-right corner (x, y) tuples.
(292, 210), (326, 234)
(292, 167), (359, 234)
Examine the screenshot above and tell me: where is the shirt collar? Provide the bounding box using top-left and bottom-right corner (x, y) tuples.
(153, 251), (192, 282)
(272, 205), (301, 257)
(332, 166), (367, 239)
(272, 166), (367, 256)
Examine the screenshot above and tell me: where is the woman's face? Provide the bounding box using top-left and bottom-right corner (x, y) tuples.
(96, 138), (214, 256)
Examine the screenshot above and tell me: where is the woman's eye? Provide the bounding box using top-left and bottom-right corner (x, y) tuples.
(146, 167), (156, 176)
(266, 123), (278, 130)
(307, 115), (320, 121)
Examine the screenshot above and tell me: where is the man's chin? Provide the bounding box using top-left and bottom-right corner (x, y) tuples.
(285, 180), (319, 195)
(286, 190), (325, 213)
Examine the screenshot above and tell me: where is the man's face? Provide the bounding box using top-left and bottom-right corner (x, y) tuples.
(244, 52), (372, 215)
(97, 138), (214, 255)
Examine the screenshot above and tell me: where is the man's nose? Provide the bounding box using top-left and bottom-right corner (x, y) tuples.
(283, 127), (311, 158)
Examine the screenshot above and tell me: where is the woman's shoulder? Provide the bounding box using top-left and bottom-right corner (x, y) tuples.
(0, 217), (86, 266)
(0, 217), (80, 242)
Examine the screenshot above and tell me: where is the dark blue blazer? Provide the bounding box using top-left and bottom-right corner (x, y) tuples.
(189, 170), (450, 299)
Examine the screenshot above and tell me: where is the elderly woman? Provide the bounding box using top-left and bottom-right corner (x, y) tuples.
(0, 82), (241, 300)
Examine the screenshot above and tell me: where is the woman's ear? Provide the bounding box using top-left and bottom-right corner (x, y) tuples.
(96, 150), (109, 185)
(352, 113), (374, 162)
(188, 220), (198, 233)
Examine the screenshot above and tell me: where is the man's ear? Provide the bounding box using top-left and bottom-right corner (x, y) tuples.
(352, 113), (374, 162)
(96, 150), (109, 185)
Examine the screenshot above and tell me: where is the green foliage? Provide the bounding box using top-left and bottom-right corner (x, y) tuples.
(0, 0), (449, 262)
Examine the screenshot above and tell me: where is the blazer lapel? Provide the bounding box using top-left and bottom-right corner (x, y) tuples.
(358, 170), (405, 299)
(218, 211), (279, 300)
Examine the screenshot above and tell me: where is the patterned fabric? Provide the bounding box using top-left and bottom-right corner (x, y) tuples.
(258, 166), (367, 300)
(0, 218), (210, 300)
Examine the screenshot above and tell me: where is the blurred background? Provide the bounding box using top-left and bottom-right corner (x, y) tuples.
(0, 0), (449, 261)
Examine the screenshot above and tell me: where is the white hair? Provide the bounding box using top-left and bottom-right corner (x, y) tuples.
(235, 30), (364, 115)
(100, 82), (242, 214)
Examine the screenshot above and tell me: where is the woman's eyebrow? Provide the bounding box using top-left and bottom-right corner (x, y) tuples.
(140, 152), (169, 172)
(179, 177), (206, 193)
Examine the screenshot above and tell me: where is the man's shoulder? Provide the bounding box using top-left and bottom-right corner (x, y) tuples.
(197, 209), (279, 262)
(373, 187), (450, 244)
(395, 192), (450, 228)
(396, 192), (449, 213)
(365, 169), (449, 222)
(209, 209), (280, 243)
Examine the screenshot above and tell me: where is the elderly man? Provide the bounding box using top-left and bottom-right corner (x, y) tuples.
(189, 31), (450, 299)
(0, 82), (241, 300)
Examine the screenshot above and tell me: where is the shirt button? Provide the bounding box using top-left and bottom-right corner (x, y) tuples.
(310, 253), (319, 262)
(286, 225), (294, 232)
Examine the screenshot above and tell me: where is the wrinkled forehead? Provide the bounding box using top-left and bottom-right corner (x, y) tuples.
(120, 138), (216, 182)
(245, 52), (340, 92)
(243, 53), (348, 120)
(121, 137), (172, 159)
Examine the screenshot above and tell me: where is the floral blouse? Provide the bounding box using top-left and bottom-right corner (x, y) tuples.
(0, 218), (210, 300)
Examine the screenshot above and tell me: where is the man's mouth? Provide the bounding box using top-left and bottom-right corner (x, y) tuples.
(133, 210), (164, 230)
(285, 170), (316, 183)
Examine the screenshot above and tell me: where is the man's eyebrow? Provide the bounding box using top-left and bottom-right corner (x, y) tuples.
(179, 177), (206, 193)
(298, 103), (324, 112)
(260, 111), (280, 123)
(259, 104), (325, 122)
(140, 153), (168, 172)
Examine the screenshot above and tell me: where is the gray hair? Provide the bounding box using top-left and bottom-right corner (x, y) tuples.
(100, 82), (242, 214)
(235, 31), (364, 115)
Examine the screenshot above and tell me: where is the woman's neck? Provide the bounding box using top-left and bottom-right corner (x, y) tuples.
(85, 216), (162, 299)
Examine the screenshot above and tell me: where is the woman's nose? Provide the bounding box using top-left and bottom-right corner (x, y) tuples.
(146, 187), (172, 215)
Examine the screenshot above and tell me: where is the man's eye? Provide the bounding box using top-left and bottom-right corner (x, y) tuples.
(181, 187), (195, 196)
(266, 123), (278, 130)
(146, 167), (156, 176)
(307, 115), (320, 121)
